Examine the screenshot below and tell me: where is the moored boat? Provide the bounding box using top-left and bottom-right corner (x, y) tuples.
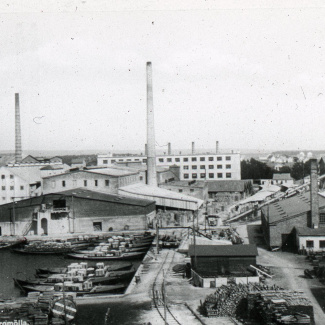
(66, 251), (145, 260)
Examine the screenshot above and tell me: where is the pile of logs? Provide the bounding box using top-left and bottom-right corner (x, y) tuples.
(201, 283), (283, 318)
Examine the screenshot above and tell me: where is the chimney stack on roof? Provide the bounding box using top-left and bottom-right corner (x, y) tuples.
(168, 142), (171, 155)
(192, 141), (195, 155)
(310, 159), (319, 229)
(145, 143), (148, 156)
(216, 141), (219, 154)
(146, 62), (157, 186)
(15, 93), (22, 164)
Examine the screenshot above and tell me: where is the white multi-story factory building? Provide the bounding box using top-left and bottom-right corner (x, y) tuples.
(97, 152), (241, 181)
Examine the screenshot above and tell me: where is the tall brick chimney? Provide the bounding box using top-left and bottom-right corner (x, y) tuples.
(146, 62), (157, 186)
(310, 159), (319, 228)
(15, 93), (22, 163)
(216, 141), (219, 154)
(168, 142), (171, 155)
(192, 142), (195, 155)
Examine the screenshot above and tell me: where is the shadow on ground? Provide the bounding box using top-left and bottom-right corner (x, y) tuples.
(246, 224), (267, 248)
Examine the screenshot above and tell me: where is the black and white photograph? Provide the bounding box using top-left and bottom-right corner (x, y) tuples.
(1, 0), (325, 324)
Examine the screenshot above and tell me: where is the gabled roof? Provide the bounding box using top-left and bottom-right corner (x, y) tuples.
(188, 244), (258, 257)
(295, 226), (325, 237)
(6, 166), (42, 184)
(273, 173), (293, 180)
(261, 191), (325, 224)
(207, 180), (252, 192)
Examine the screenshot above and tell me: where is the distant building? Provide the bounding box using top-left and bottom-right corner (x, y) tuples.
(159, 180), (208, 201)
(71, 158), (86, 169)
(8, 155), (63, 166)
(272, 173), (294, 186)
(0, 189), (156, 236)
(97, 152), (241, 181)
(43, 167), (140, 195)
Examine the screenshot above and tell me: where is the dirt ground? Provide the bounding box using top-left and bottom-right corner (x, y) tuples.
(236, 222), (325, 325)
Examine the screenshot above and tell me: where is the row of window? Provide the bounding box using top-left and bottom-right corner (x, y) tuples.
(1, 175), (14, 179)
(178, 188), (195, 193)
(306, 240), (325, 248)
(1, 185), (24, 191)
(56, 179), (110, 188)
(183, 164), (231, 170)
(103, 156), (232, 164)
(183, 173), (232, 179)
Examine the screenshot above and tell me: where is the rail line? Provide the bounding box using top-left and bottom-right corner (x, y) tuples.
(152, 250), (181, 325)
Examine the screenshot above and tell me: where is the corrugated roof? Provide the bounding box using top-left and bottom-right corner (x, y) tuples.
(273, 173), (293, 180)
(295, 226), (325, 236)
(261, 191), (325, 224)
(52, 188), (155, 207)
(188, 244), (258, 257)
(119, 183), (203, 210)
(207, 180), (251, 192)
(161, 180), (205, 188)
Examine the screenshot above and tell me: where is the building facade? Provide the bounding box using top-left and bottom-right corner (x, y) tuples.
(97, 152), (241, 181)
(0, 189), (156, 236)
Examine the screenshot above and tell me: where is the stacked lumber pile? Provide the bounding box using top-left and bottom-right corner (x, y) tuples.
(247, 290), (313, 325)
(202, 283), (283, 318)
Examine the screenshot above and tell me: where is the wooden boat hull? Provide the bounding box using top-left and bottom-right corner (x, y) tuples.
(66, 252), (145, 260)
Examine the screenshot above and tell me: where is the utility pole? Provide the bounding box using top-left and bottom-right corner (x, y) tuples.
(193, 211), (197, 270)
(163, 269), (167, 325)
(156, 211), (160, 254)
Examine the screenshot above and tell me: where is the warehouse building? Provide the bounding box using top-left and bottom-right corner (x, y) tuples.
(0, 188), (155, 236)
(189, 244), (259, 287)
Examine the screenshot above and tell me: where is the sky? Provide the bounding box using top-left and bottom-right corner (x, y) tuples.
(1, 0), (325, 154)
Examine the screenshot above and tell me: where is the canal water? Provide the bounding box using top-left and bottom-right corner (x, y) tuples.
(0, 249), (146, 324)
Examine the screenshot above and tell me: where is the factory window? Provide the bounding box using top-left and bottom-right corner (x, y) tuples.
(105, 180), (110, 186)
(209, 157), (214, 161)
(1, 186), (5, 191)
(226, 156), (231, 161)
(126, 159), (131, 162)
(119, 159), (124, 162)
(10, 175), (14, 179)
(183, 158), (189, 162)
(192, 157), (197, 162)
(183, 166), (189, 170)
(306, 240), (314, 248)
(200, 157), (205, 161)
(192, 173), (197, 179)
(190, 189), (194, 193)
(175, 158), (180, 162)
(200, 173), (206, 179)
(200, 165), (205, 170)
(53, 199), (66, 209)
(167, 158), (172, 162)
(209, 173), (214, 178)
(320, 213), (325, 224)
(178, 189), (183, 193)
(192, 165), (197, 170)
(143, 159), (147, 163)
(217, 157), (222, 161)
(62, 181), (66, 187)
(320, 240), (325, 248)
(226, 173), (232, 178)
(217, 173), (223, 178)
(84, 180), (87, 187)
(217, 165), (222, 169)
(1, 175), (5, 179)
(103, 160), (108, 164)
(226, 164), (231, 169)
(184, 174), (189, 179)
(20, 185), (24, 190)
(10, 186), (14, 190)
(111, 160), (116, 163)
(93, 222), (102, 232)
(95, 180), (98, 186)
(159, 158), (164, 163)
(209, 165), (214, 169)
(135, 159), (140, 161)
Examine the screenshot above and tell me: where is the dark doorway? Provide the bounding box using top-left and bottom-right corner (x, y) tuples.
(41, 218), (48, 235)
(93, 222), (102, 231)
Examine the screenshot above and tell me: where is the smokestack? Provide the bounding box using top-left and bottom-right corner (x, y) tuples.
(15, 93), (22, 163)
(168, 142), (171, 155)
(216, 141), (219, 154)
(145, 144), (148, 156)
(192, 142), (195, 155)
(310, 159), (319, 228)
(146, 62), (157, 186)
